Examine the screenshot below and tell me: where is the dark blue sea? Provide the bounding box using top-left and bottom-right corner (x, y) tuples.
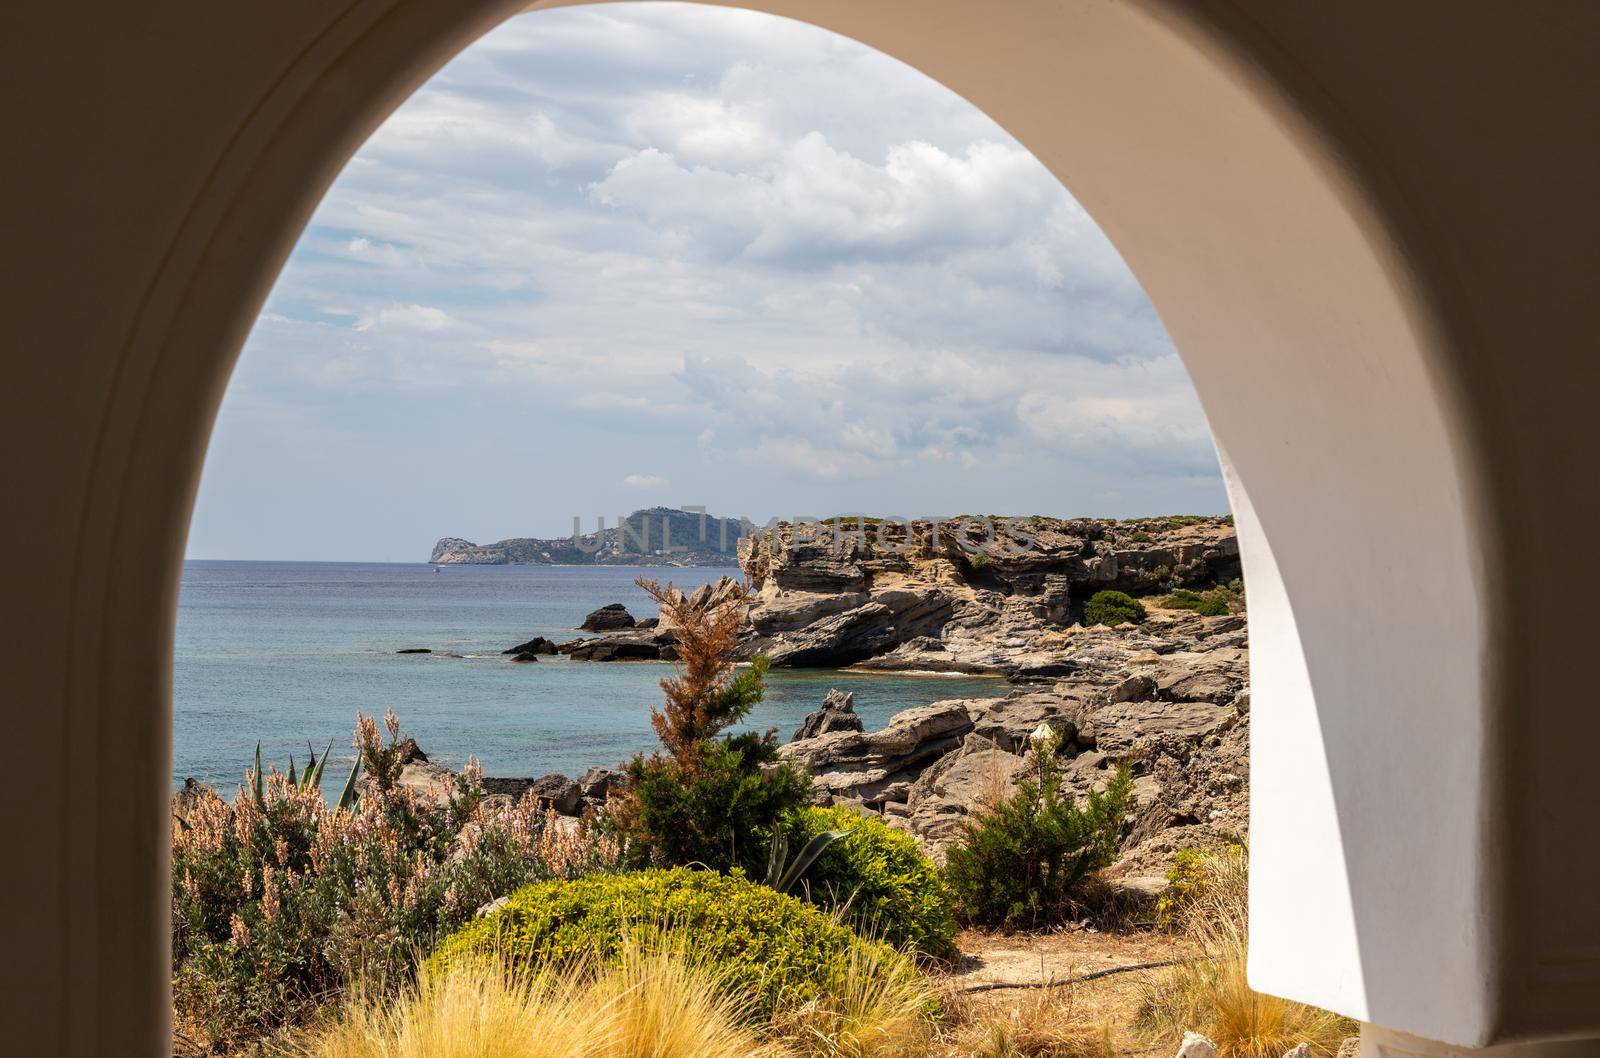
(174, 561), (1005, 797)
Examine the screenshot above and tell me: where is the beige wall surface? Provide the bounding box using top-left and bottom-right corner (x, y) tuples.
(1, 1), (1595, 1053)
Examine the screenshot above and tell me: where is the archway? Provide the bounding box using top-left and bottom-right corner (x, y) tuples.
(15, 1), (1596, 1054)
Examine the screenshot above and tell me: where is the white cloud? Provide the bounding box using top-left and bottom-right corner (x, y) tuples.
(204, 2), (1226, 559)
(622, 474), (670, 488)
(353, 303), (453, 332)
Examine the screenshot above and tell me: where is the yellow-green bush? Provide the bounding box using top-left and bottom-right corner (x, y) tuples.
(777, 805), (957, 958)
(431, 868), (903, 1020)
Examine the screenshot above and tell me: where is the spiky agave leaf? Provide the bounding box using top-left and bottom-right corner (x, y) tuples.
(768, 830), (847, 894)
(336, 754), (363, 811)
(251, 742), (264, 806)
(307, 738), (333, 790)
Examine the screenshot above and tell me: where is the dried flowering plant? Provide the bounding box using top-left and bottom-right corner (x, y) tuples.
(170, 709), (622, 1050)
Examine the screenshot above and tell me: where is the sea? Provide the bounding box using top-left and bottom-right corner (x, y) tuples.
(174, 561), (1007, 798)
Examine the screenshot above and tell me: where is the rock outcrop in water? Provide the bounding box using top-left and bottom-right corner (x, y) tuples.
(579, 603), (636, 631)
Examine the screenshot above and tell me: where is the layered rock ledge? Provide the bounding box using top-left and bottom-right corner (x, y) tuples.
(738, 515), (1239, 677)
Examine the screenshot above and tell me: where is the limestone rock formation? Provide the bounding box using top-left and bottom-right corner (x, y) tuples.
(738, 516), (1239, 677)
(793, 688), (866, 740)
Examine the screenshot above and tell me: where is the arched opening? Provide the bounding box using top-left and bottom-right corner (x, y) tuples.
(12, 1), (1539, 1052)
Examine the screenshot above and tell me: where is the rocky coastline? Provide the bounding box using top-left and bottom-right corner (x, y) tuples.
(393, 514), (1249, 886)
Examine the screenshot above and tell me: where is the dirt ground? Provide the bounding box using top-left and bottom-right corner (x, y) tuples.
(942, 927), (1197, 1055)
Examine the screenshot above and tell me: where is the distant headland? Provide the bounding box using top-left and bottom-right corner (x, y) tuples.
(431, 507), (746, 566)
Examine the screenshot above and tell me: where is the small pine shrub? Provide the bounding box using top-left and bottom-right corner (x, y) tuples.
(432, 868), (902, 1020)
(1083, 590), (1146, 626)
(943, 730), (1133, 929)
(621, 734), (811, 873)
(611, 578), (811, 873)
(777, 805), (957, 958)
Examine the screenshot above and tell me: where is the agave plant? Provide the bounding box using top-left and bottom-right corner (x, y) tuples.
(250, 738), (362, 810)
(764, 827), (846, 895)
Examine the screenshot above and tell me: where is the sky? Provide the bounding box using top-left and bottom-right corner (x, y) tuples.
(186, 2), (1227, 562)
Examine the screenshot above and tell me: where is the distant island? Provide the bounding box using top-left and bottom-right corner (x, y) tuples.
(431, 507), (747, 566)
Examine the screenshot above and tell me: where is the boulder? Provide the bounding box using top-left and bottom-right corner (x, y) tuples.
(1077, 698), (1232, 755)
(578, 766), (624, 806)
(502, 636), (558, 656)
(780, 700), (974, 805)
(579, 603), (635, 631)
(968, 689), (1089, 753)
(1177, 1033), (1217, 1058)
(793, 688), (866, 741)
(903, 740), (1028, 845)
(509, 652), (540, 663)
(526, 773), (582, 815)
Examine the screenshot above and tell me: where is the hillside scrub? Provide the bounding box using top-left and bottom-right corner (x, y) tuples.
(1158, 589), (1231, 617)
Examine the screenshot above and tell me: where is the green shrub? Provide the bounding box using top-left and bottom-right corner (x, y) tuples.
(943, 729), (1133, 929)
(776, 805), (957, 958)
(432, 867), (901, 1019)
(1083, 590), (1146, 626)
(621, 733), (811, 873)
(170, 709), (622, 1049)
(1161, 589), (1230, 617)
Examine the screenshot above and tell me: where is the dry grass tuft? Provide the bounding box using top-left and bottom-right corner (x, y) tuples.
(772, 938), (938, 1058)
(1136, 848), (1353, 1058)
(940, 987), (1116, 1058)
(303, 940), (781, 1058)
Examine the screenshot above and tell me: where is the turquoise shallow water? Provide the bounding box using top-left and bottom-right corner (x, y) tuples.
(174, 561), (1006, 797)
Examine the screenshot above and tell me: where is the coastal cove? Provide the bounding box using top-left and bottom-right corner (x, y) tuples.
(174, 560), (1007, 796)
